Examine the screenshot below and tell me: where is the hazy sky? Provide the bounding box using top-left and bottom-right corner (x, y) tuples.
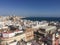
(0, 0), (60, 17)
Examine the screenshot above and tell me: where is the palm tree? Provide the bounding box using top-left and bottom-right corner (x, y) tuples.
(0, 39), (2, 45)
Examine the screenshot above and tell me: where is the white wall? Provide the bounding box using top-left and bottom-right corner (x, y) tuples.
(3, 33), (15, 38)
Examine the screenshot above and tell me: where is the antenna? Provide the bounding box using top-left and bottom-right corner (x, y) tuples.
(11, 10), (16, 17)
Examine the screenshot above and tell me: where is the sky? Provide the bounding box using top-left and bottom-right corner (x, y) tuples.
(0, 0), (60, 17)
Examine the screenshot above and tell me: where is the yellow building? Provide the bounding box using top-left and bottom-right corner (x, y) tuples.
(0, 28), (34, 45)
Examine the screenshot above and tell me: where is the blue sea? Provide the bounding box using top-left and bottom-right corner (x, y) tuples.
(22, 17), (60, 22)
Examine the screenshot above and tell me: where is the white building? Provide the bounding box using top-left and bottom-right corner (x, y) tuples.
(41, 26), (57, 32)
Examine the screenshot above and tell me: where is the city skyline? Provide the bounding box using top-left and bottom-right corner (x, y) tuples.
(0, 0), (60, 17)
